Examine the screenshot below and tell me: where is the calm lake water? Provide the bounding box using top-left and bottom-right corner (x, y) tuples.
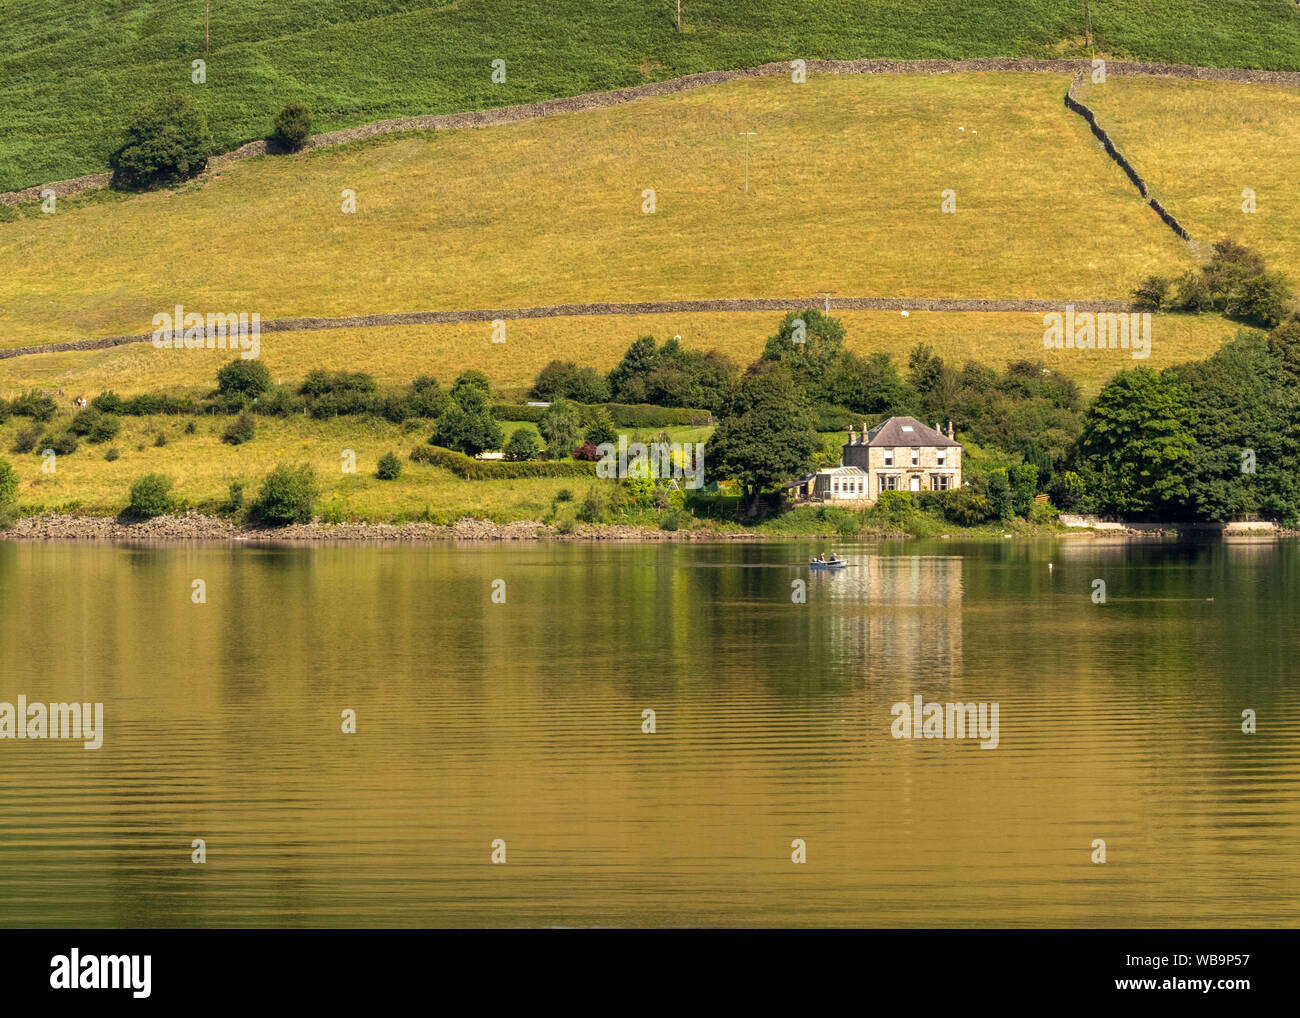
(1, 537), (1298, 928)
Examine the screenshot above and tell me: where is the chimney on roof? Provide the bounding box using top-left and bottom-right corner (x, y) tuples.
(848, 426), (856, 445)
(947, 420), (954, 439)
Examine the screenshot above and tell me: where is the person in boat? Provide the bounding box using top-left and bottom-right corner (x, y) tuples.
(829, 553), (839, 562)
(817, 552), (826, 562)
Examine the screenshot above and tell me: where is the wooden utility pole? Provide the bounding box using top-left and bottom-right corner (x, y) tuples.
(738, 132), (756, 193)
(676, 1), (681, 33)
(1084, 1), (1091, 46)
(206, 0), (210, 54)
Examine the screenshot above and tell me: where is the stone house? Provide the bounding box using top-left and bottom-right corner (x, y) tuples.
(786, 416), (962, 504)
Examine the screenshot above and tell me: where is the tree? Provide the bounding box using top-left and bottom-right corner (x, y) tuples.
(111, 95), (213, 188)
(531, 360), (611, 403)
(376, 452), (402, 480)
(216, 358), (272, 400)
(504, 428), (539, 461)
(761, 309), (845, 401)
(1075, 367), (1197, 514)
(272, 103), (312, 151)
(828, 351), (917, 416)
(252, 464), (318, 524)
(707, 362), (819, 517)
(538, 398), (584, 459)
(127, 474), (175, 518)
(582, 405), (617, 447)
(432, 377), (503, 456)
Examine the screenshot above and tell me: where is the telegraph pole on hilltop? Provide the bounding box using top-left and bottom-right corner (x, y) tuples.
(1084, 1), (1091, 46)
(206, 0), (210, 54)
(677, 1), (681, 33)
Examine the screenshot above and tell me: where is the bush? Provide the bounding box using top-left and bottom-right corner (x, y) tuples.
(0, 458), (18, 505)
(410, 445), (597, 479)
(573, 441), (600, 461)
(942, 488), (996, 525)
(216, 359), (273, 401)
(111, 94), (212, 188)
(222, 412), (257, 445)
(47, 433), (79, 456)
(11, 391), (57, 421)
(104, 447), (120, 462)
(492, 402), (710, 428)
(252, 464), (318, 524)
(504, 428), (539, 461)
(12, 424), (42, 454)
(122, 392), (194, 415)
(127, 474), (174, 517)
(272, 103), (312, 151)
(376, 452), (402, 480)
(869, 490), (918, 526)
(91, 391), (125, 414)
(72, 408), (119, 441)
(1132, 275), (1171, 311)
(577, 487), (606, 523)
(556, 488), (574, 502)
(224, 482), (244, 513)
(153, 432), (168, 447)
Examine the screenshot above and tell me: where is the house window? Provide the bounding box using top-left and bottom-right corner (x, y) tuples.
(910, 448), (919, 467)
(879, 474), (898, 492)
(937, 450), (946, 467)
(884, 450), (894, 467)
(931, 474), (952, 492)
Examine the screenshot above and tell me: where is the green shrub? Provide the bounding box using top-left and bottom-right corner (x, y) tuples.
(224, 482), (244, 513)
(216, 358), (272, 401)
(104, 447), (120, 462)
(111, 94), (212, 188)
(12, 424), (42, 454)
(1132, 275), (1171, 311)
(504, 427), (540, 461)
(72, 407), (121, 443)
(554, 515), (576, 534)
(153, 432), (168, 447)
(47, 433), (79, 456)
(222, 412), (257, 445)
(577, 487), (605, 523)
(252, 464), (318, 524)
(127, 474), (174, 517)
(11, 391), (57, 421)
(91, 391), (125, 414)
(376, 452), (402, 480)
(272, 103), (312, 151)
(942, 488), (996, 525)
(864, 491), (918, 528)
(410, 445), (595, 479)
(185, 420), (197, 434)
(0, 458), (18, 505)
(556, 488), (574, 502)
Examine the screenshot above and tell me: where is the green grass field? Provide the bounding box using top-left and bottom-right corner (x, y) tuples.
(0, 73), (1193, 353)
(5, 1), (1300, 192)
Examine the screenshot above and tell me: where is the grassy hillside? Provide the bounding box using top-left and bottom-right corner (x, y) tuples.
(5, 1), (1300, 191)
(0, 310), (1242, 403)
(1079, 76), (1300, 280)
(0, 73), (1192, 353)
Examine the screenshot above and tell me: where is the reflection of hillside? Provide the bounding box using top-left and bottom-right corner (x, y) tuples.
(823, 556), (964, 680)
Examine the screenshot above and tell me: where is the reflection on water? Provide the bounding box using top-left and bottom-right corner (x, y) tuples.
(0, 538), (1297, 927)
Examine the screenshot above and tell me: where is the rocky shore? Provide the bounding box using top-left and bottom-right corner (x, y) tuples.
(1, 512), (763, 543)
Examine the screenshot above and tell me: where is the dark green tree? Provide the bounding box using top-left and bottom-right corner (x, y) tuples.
(706, 362), (819, 517)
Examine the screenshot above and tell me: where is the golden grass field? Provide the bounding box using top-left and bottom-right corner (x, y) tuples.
(0, 414), (653, 520)
(0, 72), (1192, 355)
(1079, 76), (1300, 279)
(0, 310), (1239, 403)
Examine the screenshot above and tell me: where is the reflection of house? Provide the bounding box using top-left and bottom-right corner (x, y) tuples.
(786, 417), (963, 504)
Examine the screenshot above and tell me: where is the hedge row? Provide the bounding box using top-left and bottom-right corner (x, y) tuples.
(409, 445), (599, 479)
(491, 402), (711, 427)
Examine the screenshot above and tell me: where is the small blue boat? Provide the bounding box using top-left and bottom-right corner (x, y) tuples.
(809, 558), (847, 570)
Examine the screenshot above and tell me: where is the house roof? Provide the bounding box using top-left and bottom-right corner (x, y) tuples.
(864, 416), (961, 448)
(820, 465), (867, 476)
